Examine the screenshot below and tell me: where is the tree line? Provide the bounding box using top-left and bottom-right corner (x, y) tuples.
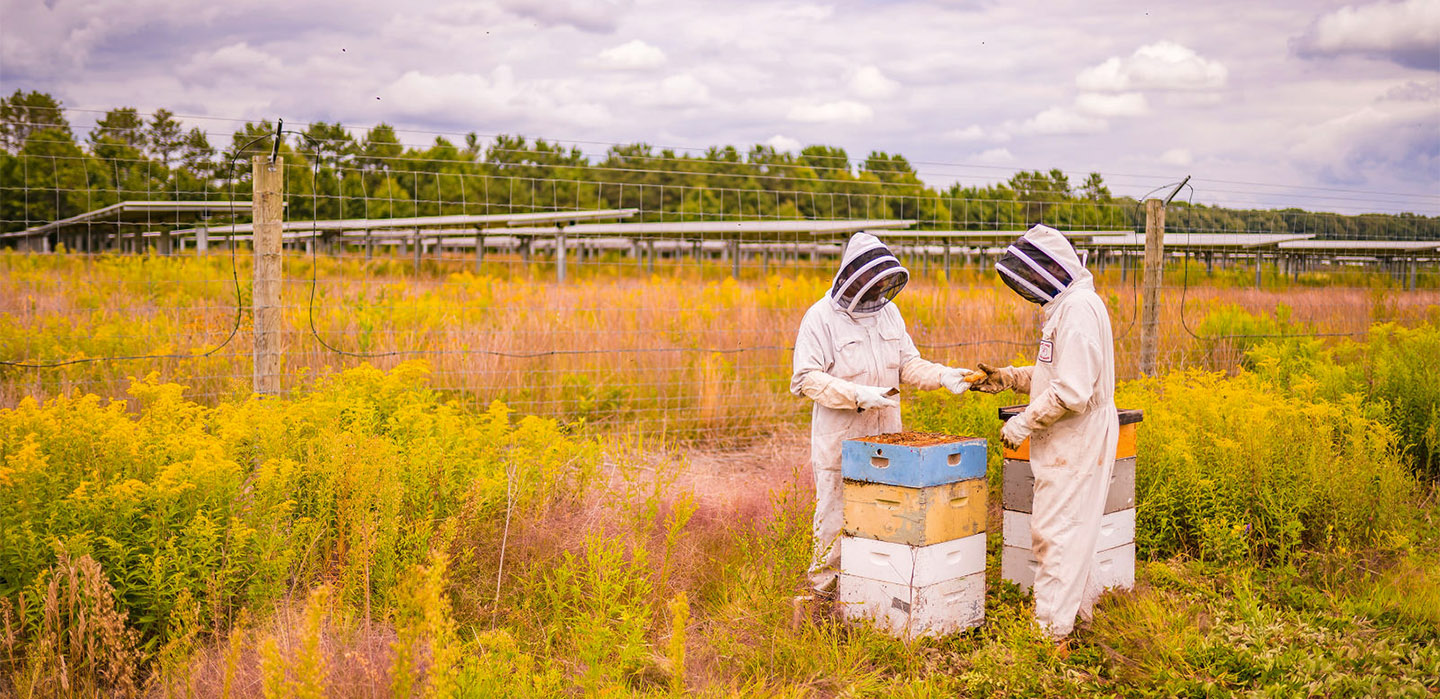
(1, 89), (1434, 240)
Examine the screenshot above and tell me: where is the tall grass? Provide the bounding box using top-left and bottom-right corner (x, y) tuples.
(4, 250), (1436, 444)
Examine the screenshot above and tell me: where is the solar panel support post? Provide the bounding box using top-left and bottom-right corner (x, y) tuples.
(1140, 198), (1165, 377)
(474, 229), (485, 274)
(556, 226), (567, 283)
(252, 155), (284, 397)
(646, 238), (655, 274)
(730, 239), (740, 279)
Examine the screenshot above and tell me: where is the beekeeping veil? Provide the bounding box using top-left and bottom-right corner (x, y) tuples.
(995, 224), (1090, 305)
(830, 232), (909, 316)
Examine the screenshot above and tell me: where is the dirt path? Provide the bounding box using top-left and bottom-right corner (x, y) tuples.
(674, 426), (812, 506)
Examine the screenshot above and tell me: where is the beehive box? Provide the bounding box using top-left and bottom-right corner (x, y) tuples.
(839, 571), (985, 639)
(1002, 508), (1135, 551)
(997, 406), (1143, 595)
(997, 407), (1142, 461)
(843, 477), (986, 546)
(838, 533), (987, 640)
(839, 533), (986, 587)
(1000, 543), (1136, 593)
(841, 432), (986, 488)
(1002, 456), (1135, 514)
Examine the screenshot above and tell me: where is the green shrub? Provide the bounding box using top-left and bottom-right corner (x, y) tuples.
(0, 361), (599, 681)
(1119, 369), (1416, 564)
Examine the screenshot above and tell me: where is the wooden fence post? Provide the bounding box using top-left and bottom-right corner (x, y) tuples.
(252, 155), (284, 396)
(1140, 198), (1165, 377)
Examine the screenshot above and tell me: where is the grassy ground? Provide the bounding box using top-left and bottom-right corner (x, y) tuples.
(3, 320), (1437, 696)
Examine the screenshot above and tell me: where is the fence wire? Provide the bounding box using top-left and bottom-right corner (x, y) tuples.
(2, 118), (1438, 442)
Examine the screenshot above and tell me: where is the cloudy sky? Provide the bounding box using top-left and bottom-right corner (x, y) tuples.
(3, 0), (1437, 214)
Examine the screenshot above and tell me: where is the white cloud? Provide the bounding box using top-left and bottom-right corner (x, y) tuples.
(850, 66), (899, 99)
(638, 74), (711, 108)
(1012, 107), (1107, 135)
(180, 42), (283, 83)
(594, 40), (666, 70)
(943, 125), (987, 141)
(1160, 148), (1193, 166)
(1293, 0), (1440, 70)
(973, 147), (1014, 165)
(766, 134), (802, 153)
(787, 100), (874, 124)
(1382, 80), (1440, 101)
(495, 0), (632, 33)
(774, 3), (834, 21)
(1291, 100), (1440, 185)
(1075, 91), (1148, 117)
(383, 67), (611, 128)
(1077, 41), (1228, 92)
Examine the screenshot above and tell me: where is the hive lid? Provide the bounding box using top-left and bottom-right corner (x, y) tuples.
(998, 404), (1144, 425)
(849, 431), (975, 447)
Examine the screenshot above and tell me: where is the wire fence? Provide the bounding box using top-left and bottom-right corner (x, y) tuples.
(2, 118), (1438, 442)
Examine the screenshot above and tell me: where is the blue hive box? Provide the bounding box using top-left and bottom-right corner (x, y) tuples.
(842, 433), (987, 488)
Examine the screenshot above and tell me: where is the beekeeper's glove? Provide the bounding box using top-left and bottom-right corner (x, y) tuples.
(854, 384), (900, 411)
(969, 362), (1024, 394)
(999, 415), (1031, 450)
(940, 367), (975, 395)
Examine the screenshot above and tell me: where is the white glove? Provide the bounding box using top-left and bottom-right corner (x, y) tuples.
(999, 416), (1032, 450)
(940, 368), (974, 395)
(854, 384), (900, 411)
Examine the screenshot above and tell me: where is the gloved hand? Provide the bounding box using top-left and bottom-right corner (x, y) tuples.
(854, 384), (900, 411)
(999, 415), (1032, 450)
(969, 362), (1016, 394)
(940, 367), (974, 395)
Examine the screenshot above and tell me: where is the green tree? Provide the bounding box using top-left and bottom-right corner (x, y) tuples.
(0, 90), (70, 152)
(297, 121), (355, 169)
(147, 109), (184, 168)
(360, 123), (403, 171)
(799, 145), (851, 181)
(88, 107), (146, 151)
(1081, 172), (1111, 202)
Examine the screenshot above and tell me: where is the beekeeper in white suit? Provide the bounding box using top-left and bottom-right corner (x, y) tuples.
(969, 223), (1120, 639)
(791, 232), (974, 596)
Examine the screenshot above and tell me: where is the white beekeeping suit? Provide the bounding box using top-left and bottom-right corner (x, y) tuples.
(790, 232), (973, 593)
(971, 223), (1119, 638)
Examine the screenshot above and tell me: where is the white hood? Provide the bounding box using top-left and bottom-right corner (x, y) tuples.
(829, 232), (910, 316)
(994, 224), (1092, 306)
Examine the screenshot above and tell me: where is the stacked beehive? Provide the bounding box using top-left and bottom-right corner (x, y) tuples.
(998, 406), (1145, 593)
(837, 432), (989, 639)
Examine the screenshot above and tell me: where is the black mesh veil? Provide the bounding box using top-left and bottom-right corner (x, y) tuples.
(832, 246), (908, 314)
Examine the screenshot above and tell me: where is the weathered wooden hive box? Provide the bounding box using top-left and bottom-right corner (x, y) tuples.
(997, 406), (1144, 593)
(838, 432), (988, 639)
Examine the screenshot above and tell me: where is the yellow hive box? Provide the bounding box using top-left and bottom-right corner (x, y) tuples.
(843, 478), (986, 546)
(1000, 409), (1142, 461)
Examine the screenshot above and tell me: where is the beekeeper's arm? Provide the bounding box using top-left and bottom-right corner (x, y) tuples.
(998, 320), (1104, 449)
(791, 315), (898, 411)
(897, 330), (973, 394)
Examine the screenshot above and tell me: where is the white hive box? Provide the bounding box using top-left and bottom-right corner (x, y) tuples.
(840, 533), (986, 586)
(1001, 509), (1135, 552)
(838, 533), (987, 639)
(839, 571), (985, 640)
(1001, 542), (1136, 593)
